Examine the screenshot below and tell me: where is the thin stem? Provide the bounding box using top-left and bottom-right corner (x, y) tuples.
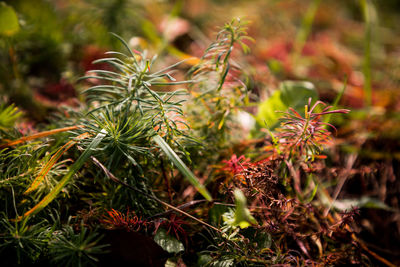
(323, 153), (357, 217)
(292, 0), (321, 65)
(360, 0), (374, 107)
(146, 200), (207, 220)
(160, 159), (172, 203)
(91, 156), (221, 232)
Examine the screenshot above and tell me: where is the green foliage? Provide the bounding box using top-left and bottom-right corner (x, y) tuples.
(48, 224), (108, 267)
(332, 196), (394, 211)
(360, 0), (376, 107)
(0, 3), (20, 36)
(0, 214), (49, 265)
(292, 0), (321, 65)
(223, 189), (256, 229)
(80, 33), (211, 200)
(153, 135), (212, 200)
(80, 107), (153, 172)
(187, 18), (251, 148)
(154, 228), (184, 254)
(255, 80), (318, 131)
(0, 104), (22, 130)
(22, 130), (106, 219)
(0, 140), (51, 218)
(0, 3), (393, 264)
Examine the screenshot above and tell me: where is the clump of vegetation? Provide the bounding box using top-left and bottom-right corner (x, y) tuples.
(1, 1), (400, 266)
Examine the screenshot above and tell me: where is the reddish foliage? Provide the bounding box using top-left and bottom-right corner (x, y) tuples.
(222, 154), (251, 175)
(155, 214), (190, 244)
(221, 157), (363, 264)
(273, 99), (349, 160)
(101, 209), (149, 232)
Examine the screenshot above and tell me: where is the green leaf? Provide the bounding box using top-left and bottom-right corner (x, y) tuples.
(332, 196), (395, 212)
(197, 254), (213, 266)
(213, 259), (235, 267)
(22, 130), (106, 219)
(323, 77), (347, 124)
(153, 134), (212, 201)
(0, 104), (22, 130)
(255, 80), (318, 130)
(209, 204), (230, 226)
(0, 3), (20, 36)
(154, 228), (184, 254)
(224, 189), (257, 229)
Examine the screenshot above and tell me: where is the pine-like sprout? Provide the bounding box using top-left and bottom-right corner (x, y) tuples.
(0, 214), (49, 265)
(277, 98), (350, 160)
(79, 33), (212, 200)
(80, 33), (196, 145)
(48, 224), (108, 267)
(188, 18), (253, 92)
(187, 18), (252, 144)
(0, 104), (22, 131)
(13, 33), (211, 223)
(78, 106), (153, 173)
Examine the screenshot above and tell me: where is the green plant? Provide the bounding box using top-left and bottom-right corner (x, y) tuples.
(78, 33), (211, 200)
(187, 18), (252, 147)
(0, 3), (20, 37)
(292, 0), (321, 65)
(1, 7), (394, 265)
(17, 33), (213, 221)
(0, 213), (50, 265)
(255, 80), (318, 131)
(276, 98), (350, 161)
(360, 0), (376, 107)
(48, 223), (108, 267)
(0, 104), (22, 131)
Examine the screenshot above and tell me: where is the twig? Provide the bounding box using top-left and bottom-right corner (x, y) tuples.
(324, 193), (396, 267)
(146, 200), (207, 220)
(90, 156), (221, 233)
(323, 153), (357, 217)
(354, 238), (397, 267)
(285, 159), (302, 195)
(160, 159), (172, 203)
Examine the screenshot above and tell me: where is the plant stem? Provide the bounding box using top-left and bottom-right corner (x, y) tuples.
(360, 0), (374, 107)
(292, 0), (321, 65)
(91, 156), (221, 232)
(160, 159), (172, 203)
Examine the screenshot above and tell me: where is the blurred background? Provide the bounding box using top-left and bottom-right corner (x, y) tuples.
(1, 0), (400, 116)
(1, 0), (400, 263)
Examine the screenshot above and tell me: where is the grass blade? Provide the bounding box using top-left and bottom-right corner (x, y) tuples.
(153, 134), (212, 201)
(24, 133), (90, 195)
(323, 77), (347, 125)
(21, 129), (106, 220)
(0, 126), (82, 148)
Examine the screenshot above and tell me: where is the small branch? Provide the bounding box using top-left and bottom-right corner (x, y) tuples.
(160, 159), (172, 203)
(146, 200), (207, 220)
(324, 192), (395, 267)
(323, 153), (357, 217)
(91, 156), (221, 233)
(285, 159), (302, 196)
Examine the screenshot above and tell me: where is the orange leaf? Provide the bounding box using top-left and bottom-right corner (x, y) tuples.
(0, 125), (83, 148)
(24, 132), (90, 195)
